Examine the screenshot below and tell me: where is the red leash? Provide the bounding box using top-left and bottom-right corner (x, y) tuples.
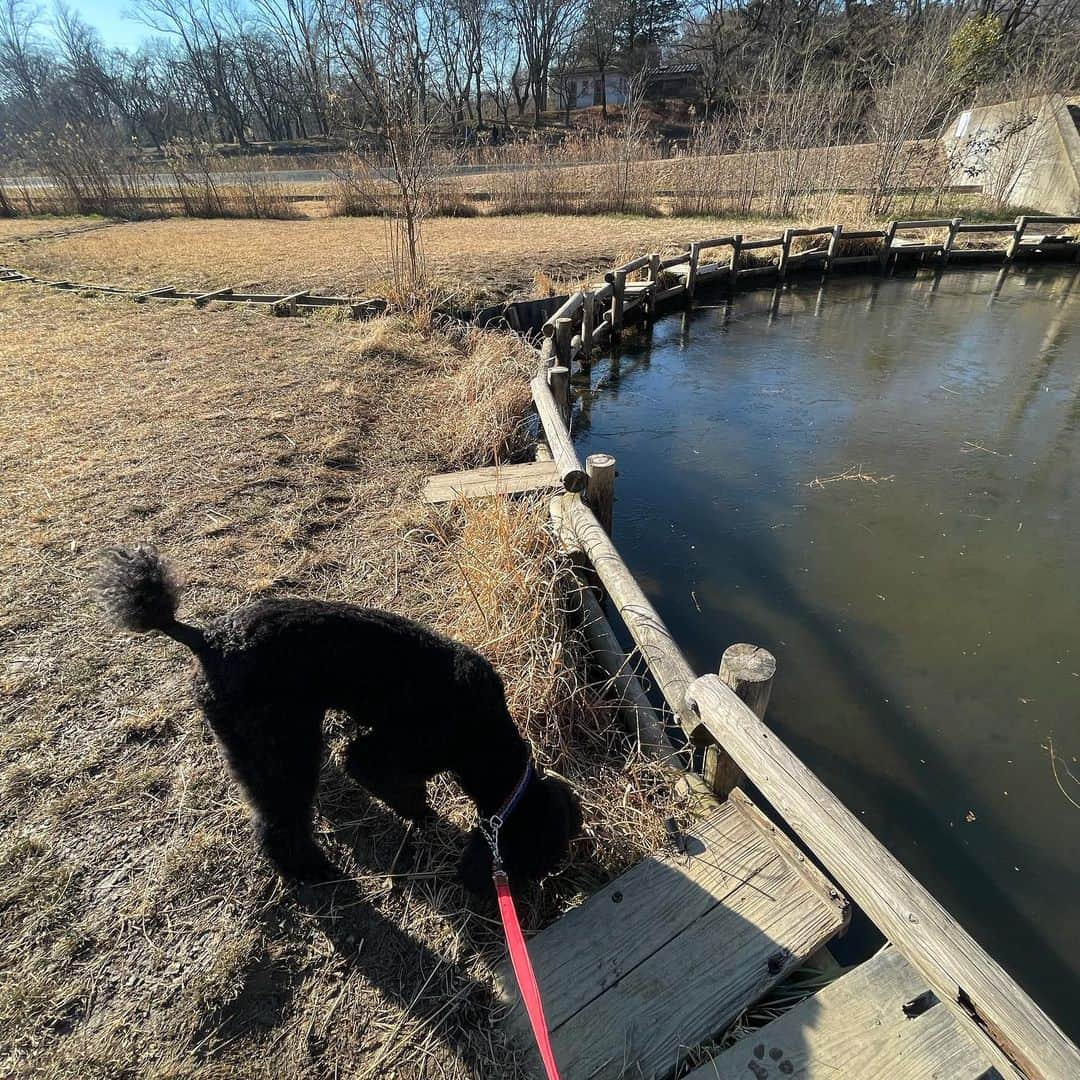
(494, 870), (562, 1080)
(481, 759), (563, 1080)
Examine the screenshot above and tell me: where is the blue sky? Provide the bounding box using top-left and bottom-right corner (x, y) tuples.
(54, 0), (151, 50)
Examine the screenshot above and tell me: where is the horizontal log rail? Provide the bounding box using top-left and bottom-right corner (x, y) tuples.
(529, 374), (588, 493)
(739, 235), (785, 251)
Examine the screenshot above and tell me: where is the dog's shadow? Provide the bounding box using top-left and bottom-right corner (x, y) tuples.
(192, 759), (600, 1073)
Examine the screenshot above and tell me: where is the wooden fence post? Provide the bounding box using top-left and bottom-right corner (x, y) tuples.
(778, 228), (793, 281)
(703, 643), (777, 798)
(582, 290), (595, 358)
(942, 217), (962, 264)
(880, 221), (898, 271)
(686, 242), (700, 300)
(585, 453), (616, 535)
(555, 317), (573, 366)
(612, 269), (626, 334)
(1006, 216), (1027, 264)
(730, 235), (743, 278)
(647, 253), (661, 320)
(826, 224), (843, 272)
(548, 365), (571, 427)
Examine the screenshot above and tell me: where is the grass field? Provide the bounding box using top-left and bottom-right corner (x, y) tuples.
(2, 196), (1013, 305)
(0, 285), (677, 1077)
(3, 214), (747, 301)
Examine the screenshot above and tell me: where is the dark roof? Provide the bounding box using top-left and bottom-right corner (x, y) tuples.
(645, 63), (700, 78)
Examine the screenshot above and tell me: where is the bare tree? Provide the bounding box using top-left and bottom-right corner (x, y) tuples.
(580, 0), (620, 117)
(250, 0), (333, 135)
(505, 0), (585, 126)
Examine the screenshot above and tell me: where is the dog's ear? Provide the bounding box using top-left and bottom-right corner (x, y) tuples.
(456, 827), (494, 895)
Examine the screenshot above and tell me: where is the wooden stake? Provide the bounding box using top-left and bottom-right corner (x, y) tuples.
(555, 317), (573, 366)
(778, 229), (793, 281)
(703, 644), (776, 799)
(880, 222), (898, 271)
(647, 253), (661, 320)
(582, 290), (595, 358)
(585, 453), (616, 535)
(612, 269), (626, 334)
(687, 241), (700, 300)
(730, 235), (743, 277)
(942, 217), (962, 264)
(547, 365), (571, 427)
(826, 224), (843, 272)
(1006, 216), (1027, 264)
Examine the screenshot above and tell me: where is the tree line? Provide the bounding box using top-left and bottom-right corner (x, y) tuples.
(0, 0), (1075, 155)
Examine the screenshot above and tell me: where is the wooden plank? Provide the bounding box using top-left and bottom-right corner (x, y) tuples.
(685, 948), (995, 1080)
(272, 290), (307, 315)
(740, 236), (785, 251)
(893, 218), (953, 229)
(499, 791), (848, 1080)
(685, 673), (1080, 1080)
(956, 222), (1017, 233)
(421, 460), (561, 504)
(192, 286), (233, 307)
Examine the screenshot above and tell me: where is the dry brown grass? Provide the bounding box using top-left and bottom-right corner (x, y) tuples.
(4, 195), (1007, 308)
(0, 287), (678, 1078)
(3, 214), (825, 305)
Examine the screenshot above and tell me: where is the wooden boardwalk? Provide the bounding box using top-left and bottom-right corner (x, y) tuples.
(492, 246), (1080, 1079)
(499, 791), (849, 1079)
(685, 947), (995, 1080)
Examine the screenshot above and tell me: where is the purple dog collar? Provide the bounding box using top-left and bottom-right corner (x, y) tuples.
(480, 759), (536, 870)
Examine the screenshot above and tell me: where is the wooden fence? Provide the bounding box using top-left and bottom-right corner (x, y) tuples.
(528, 215), (1080, 1079)
(0, 267), (386, 319)
(537, 214), (1080, 369)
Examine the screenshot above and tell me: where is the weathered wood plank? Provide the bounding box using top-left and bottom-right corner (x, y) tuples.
(685, 673), (1080, 1080)
(685, 948), (995, 1080)
(499, 792), (848, 1080)
(421, 460), (561, 504)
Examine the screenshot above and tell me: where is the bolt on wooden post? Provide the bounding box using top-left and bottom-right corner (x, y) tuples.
(703, 644), (777, 798)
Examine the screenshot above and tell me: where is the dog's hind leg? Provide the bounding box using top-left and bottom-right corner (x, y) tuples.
(344, 733), (433, 825)
(210, 704), (336, 881)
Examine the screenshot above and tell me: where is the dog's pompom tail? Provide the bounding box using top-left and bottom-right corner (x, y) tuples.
(96, 543), (184, 634)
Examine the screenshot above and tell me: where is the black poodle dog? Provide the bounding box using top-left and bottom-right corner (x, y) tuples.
(96, 544), (581, 891)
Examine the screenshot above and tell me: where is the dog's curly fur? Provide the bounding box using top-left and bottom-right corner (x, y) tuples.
(96, 544), (581, 890)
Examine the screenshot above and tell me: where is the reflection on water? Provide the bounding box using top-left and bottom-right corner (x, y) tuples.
(574, 265), (1080, 1038)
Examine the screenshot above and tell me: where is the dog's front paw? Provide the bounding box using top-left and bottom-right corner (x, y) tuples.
(275, 846), (339, 884)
